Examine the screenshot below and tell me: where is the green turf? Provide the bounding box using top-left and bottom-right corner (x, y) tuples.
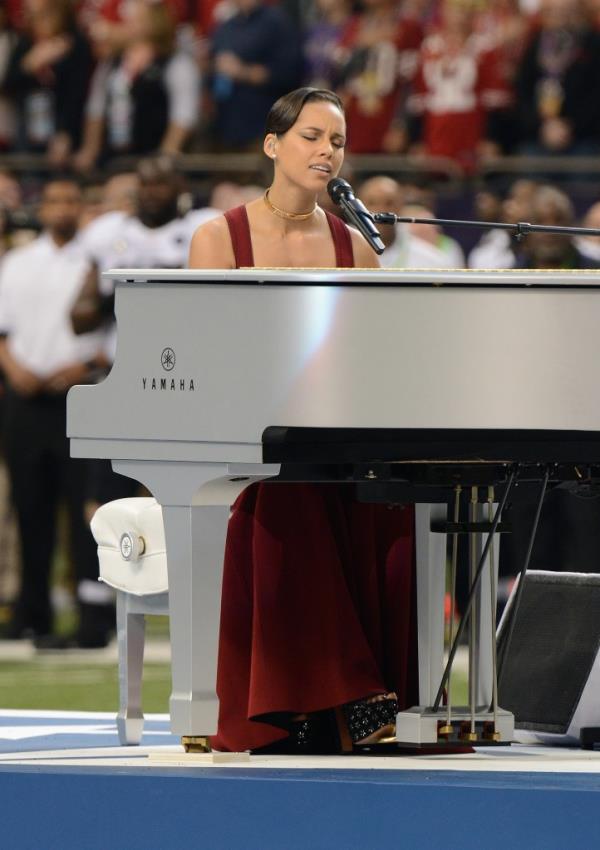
(0, 658), (467, 714)
(0, 659), (171, 712)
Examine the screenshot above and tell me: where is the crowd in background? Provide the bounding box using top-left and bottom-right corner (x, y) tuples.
(1, 0), (600, 170)
(3, 0), (600, 647)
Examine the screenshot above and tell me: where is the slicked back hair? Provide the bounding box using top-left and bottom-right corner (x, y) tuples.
(265, 88), (344, 137)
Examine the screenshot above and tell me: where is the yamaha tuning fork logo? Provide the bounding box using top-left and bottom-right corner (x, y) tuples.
(141, 347), (195, 392)
(161, 348), (176, 371)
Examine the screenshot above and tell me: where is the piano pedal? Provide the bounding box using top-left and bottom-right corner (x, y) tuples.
(182, 735), (211, 753)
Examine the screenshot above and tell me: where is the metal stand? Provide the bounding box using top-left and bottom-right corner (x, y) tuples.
(395, 473), (517, 747)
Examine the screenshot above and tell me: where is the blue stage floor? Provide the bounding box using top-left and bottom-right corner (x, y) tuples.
(2, 709), (600, 850)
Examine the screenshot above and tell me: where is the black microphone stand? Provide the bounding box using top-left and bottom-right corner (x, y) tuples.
(372, 212), (600, 241)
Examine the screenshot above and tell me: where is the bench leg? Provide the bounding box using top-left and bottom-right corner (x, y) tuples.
(116, 592), (145, 746)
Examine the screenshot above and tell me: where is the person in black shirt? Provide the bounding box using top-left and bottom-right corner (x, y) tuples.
(3, 0), (93, 167)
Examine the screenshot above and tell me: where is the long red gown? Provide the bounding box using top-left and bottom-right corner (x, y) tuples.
(211, 206), (417, 751)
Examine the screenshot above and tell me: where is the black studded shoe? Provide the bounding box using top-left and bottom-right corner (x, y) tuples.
(342, 693), (398, 746)
(251, 710), (339, 755)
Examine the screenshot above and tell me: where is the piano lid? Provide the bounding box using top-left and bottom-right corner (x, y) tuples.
(68, 269), (600, 465)
(104, 268), (600, 288)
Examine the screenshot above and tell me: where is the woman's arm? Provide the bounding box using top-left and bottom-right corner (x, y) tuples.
(188, 216), (235, 269)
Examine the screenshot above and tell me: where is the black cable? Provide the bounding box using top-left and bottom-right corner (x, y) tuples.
(497, 468), (550, 689)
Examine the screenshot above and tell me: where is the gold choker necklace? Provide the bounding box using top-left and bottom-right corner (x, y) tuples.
(264, 189), (316, 221)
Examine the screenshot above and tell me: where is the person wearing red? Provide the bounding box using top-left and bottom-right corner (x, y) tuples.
(407, 0), (511, 173)
(189, 87), (417, 753)
(336, 0), (423, 153)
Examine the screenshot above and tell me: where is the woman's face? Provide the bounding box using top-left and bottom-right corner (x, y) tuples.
(266, 100), (346, 192)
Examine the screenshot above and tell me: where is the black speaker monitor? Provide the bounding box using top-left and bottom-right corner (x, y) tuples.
(497, 571), (600, 745)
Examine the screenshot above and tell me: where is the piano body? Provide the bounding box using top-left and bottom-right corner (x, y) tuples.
(67, 269), (600, 747)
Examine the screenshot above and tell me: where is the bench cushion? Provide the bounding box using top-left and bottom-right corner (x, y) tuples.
(91, 497), (168, 596)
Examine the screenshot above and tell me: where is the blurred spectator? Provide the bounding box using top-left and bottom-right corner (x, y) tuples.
(357, 173), (405, 249)
(99, 170), (138, 214)
(73, 0), (200, 170)
(475, 0), (531, 152)
(469, 178), (537, 268)
(515, 0), (600, 156)
(388, 202), (465, 266)
(0, 170), (22, 213)
(0, 170), (39, 254)
(335, 0), (422, 153)
(517, 183), (596, 267)
(401, 178), (437, 210)
(0, 5), (17, 150)
(196, 0), (232, 35)
(79, 182), (105, 229)
(575, 200), (600, 262)
(0, 177), (112, 645)
(303, 0), (352, 90)
(3, 1), (24, 29)
(407, 0), (511, 173)
(72, 155), (220, 337)
(209, 0), (303, 150)
(3, 0), (93, 167)
(359, 174), (465, 267)
(209, 179), (250, 211)
(78, 171), (139, 229)
(79, 0), (194, 54)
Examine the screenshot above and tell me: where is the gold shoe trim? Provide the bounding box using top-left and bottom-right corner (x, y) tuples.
(181, 735), (211, 753)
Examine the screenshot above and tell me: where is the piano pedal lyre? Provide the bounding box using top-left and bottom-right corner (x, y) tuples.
(182, 735), (211, 753)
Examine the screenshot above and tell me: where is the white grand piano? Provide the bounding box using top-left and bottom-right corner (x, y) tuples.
(67, 268), (600, 749)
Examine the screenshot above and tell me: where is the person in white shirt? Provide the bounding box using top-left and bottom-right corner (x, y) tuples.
(72, 154), (220, 337)
(357, 175), (465, 269)
(468, 180), (537, 269)
(0, 177), (112, 645)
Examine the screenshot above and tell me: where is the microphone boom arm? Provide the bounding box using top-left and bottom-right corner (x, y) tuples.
(372, 212), (600, 242)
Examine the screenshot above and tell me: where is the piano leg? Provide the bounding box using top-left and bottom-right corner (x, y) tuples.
(111, 460), (279, 745)
(415, 503), (447, 707)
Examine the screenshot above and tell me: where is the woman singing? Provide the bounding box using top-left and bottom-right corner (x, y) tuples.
(189, 87), (416, 753)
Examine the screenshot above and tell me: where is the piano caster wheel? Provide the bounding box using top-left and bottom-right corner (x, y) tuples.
(182, 736), (211, 753)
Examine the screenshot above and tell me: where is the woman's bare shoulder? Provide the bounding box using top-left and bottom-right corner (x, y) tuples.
(347, 225), (381, 269)
(188, 214), (235, 269)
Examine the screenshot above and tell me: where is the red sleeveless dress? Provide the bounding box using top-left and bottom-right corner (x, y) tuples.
(212, 206), (417, 751)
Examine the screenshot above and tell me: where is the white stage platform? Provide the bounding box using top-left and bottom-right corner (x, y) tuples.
(1, 709), (600, 849)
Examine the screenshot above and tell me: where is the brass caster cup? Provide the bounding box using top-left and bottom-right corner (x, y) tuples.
(483, 730), (501, 742)
(182, 735), (211, 753)
(458, 721), (478, 742)
(437, 724), (453, 739)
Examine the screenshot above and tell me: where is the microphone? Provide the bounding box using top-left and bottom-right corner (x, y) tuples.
(327, 178), (386, 255)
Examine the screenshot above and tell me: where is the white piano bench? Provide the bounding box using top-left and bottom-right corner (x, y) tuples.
(90, 497), (169, 746)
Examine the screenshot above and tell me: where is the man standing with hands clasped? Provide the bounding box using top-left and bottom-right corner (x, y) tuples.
(0, 177), (112, 647)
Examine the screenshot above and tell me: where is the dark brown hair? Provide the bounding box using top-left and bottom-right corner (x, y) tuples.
(265, 88), (344, 137)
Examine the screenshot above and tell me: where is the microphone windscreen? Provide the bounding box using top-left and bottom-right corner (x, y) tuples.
(327, 178), (352, 204)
